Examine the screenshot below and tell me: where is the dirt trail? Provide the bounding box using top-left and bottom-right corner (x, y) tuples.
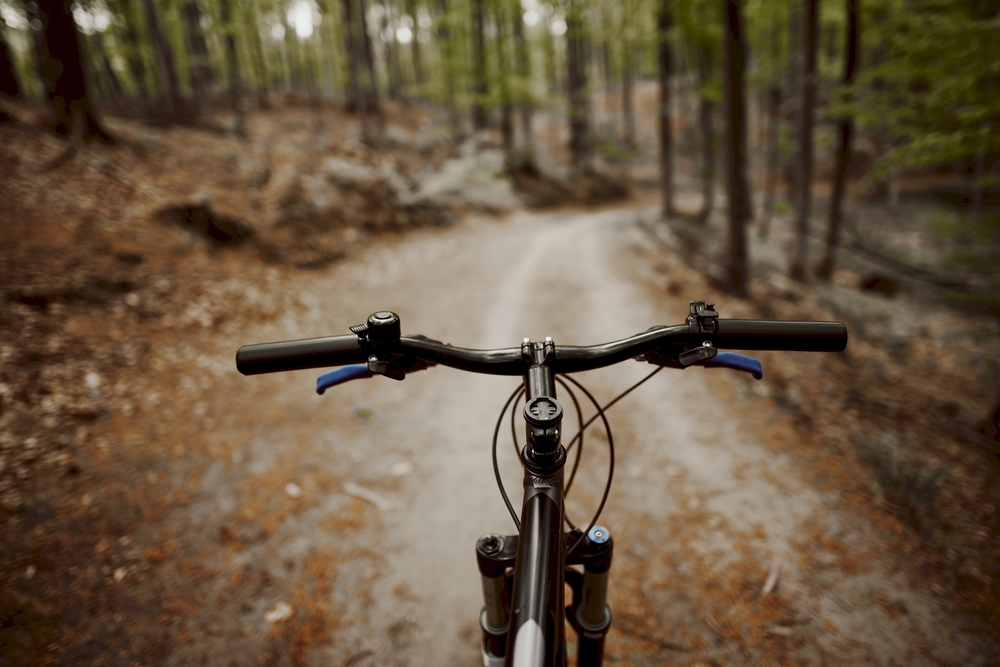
(201, 209), (993, 665)
(4, 206), (995, 666)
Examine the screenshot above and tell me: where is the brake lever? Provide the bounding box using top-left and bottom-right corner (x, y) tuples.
(317, 365), (375, 394)
(704, 352), (763, 380)
(316, 354), (435, 393)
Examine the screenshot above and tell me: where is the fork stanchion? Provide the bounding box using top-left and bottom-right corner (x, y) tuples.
(476, 533), (517, 666)
(568, 526), (614, 667)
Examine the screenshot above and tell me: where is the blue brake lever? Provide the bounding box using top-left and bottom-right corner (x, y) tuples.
(316, 365), (375, 394)
(703, 352), (763, 380)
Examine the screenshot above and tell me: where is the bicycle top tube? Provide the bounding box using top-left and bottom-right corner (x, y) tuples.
(236, 308), (847, 378)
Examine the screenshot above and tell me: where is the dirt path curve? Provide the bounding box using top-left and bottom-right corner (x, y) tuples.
(179, 208), (992, 666)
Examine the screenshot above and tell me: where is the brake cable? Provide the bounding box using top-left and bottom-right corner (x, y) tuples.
(563, 366), (663, 453)
(493, 383), (527, 530)
(491, 365), (665, 551)
(555, 377), (585, 497)
(559, 374), (615, 556)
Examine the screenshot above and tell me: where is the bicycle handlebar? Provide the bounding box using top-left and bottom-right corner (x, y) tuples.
(235, 319), (847, 377)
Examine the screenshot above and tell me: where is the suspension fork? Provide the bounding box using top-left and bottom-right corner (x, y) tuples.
(475, 337), (613, 666)
(476, 527), (614, 667)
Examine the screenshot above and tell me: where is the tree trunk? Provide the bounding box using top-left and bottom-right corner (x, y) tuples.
(790, 0), (817, 282)
(696, 49), (715, 224)
(436, 0), (460, 137)
(496, 2), (513, 151)
(512, 0), (532, 154)
(405, 0), (424, 89)
(219, 0), (245, 135)
(247, 3), (268, 94)
(361, 7), (377, 101)
(723, 0), (749, 294)
(182, 1), (213, 116)
(600, 37), (611, 114)
(139, 0), (183, 118)
(657, 0), (674, 216)
(35, 0), (110, 139)
(758, 84), (781, 236)
(358, 0), (381, 117)
(0, 31), (19, 98)
(566, 1), (589, 170)
(622, 49), (634, 148)
(515, 24), (533, 146)
(381, 4), (401, 99)
(118, 0), (149, 98)
(472, 0), (488, 129)
(786, 0), (802, 216)
(817, 0), (858, 280)
(342, 0), (362, 112)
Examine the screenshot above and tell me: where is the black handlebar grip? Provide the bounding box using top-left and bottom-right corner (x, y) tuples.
(236, 335), (366, 375)
(716, 319), (847, 352)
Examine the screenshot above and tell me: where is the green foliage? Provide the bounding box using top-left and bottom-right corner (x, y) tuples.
(677, 0), (722, 102)
(0, 0), (993, 203)
(855, 0), (1000, 180)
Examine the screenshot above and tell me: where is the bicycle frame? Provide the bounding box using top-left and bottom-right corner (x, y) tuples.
(476, 339), (613, 667)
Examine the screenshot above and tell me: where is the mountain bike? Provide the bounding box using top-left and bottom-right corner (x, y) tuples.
(236, 301), (847, 667)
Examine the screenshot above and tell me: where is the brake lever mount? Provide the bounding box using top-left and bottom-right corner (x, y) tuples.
(639, 300), (720, 368)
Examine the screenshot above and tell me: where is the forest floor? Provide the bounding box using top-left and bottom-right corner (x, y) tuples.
(1, 95), (999, 666)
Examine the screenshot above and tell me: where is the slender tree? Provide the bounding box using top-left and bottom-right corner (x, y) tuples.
(512, 0), (533, 153)
(342, 0), (363, 111)
(471, 0), (488, 129)
(790, 0), (817, 281)
(758, 15), (783, 237)
(696, 48), (715, 223)
(405, 0), (424, 88)
(219, 0), (245, 135)
(113, 0), (149, 98)
(496, 0), (514, 150)
(358, 0), (381, 118)
(723, 0), (749, 294)
(244, 0), (269, 94)
(785, 0), (802, 214)
(757, 84), (780, 234)
(566, 0), (589, 169)
(381, 2), (401, 99)
(436, 0), (461, 136)
(182, 1), (213, 115)
(658, 0), (674, 215)
(599, 14), (611, 114)
(139, 0), (183, 117)
(621, 14), (635, 148)
(817, 0), (858, 280)
(35, 0), (111, 139)
(0, 32), (19, 98)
